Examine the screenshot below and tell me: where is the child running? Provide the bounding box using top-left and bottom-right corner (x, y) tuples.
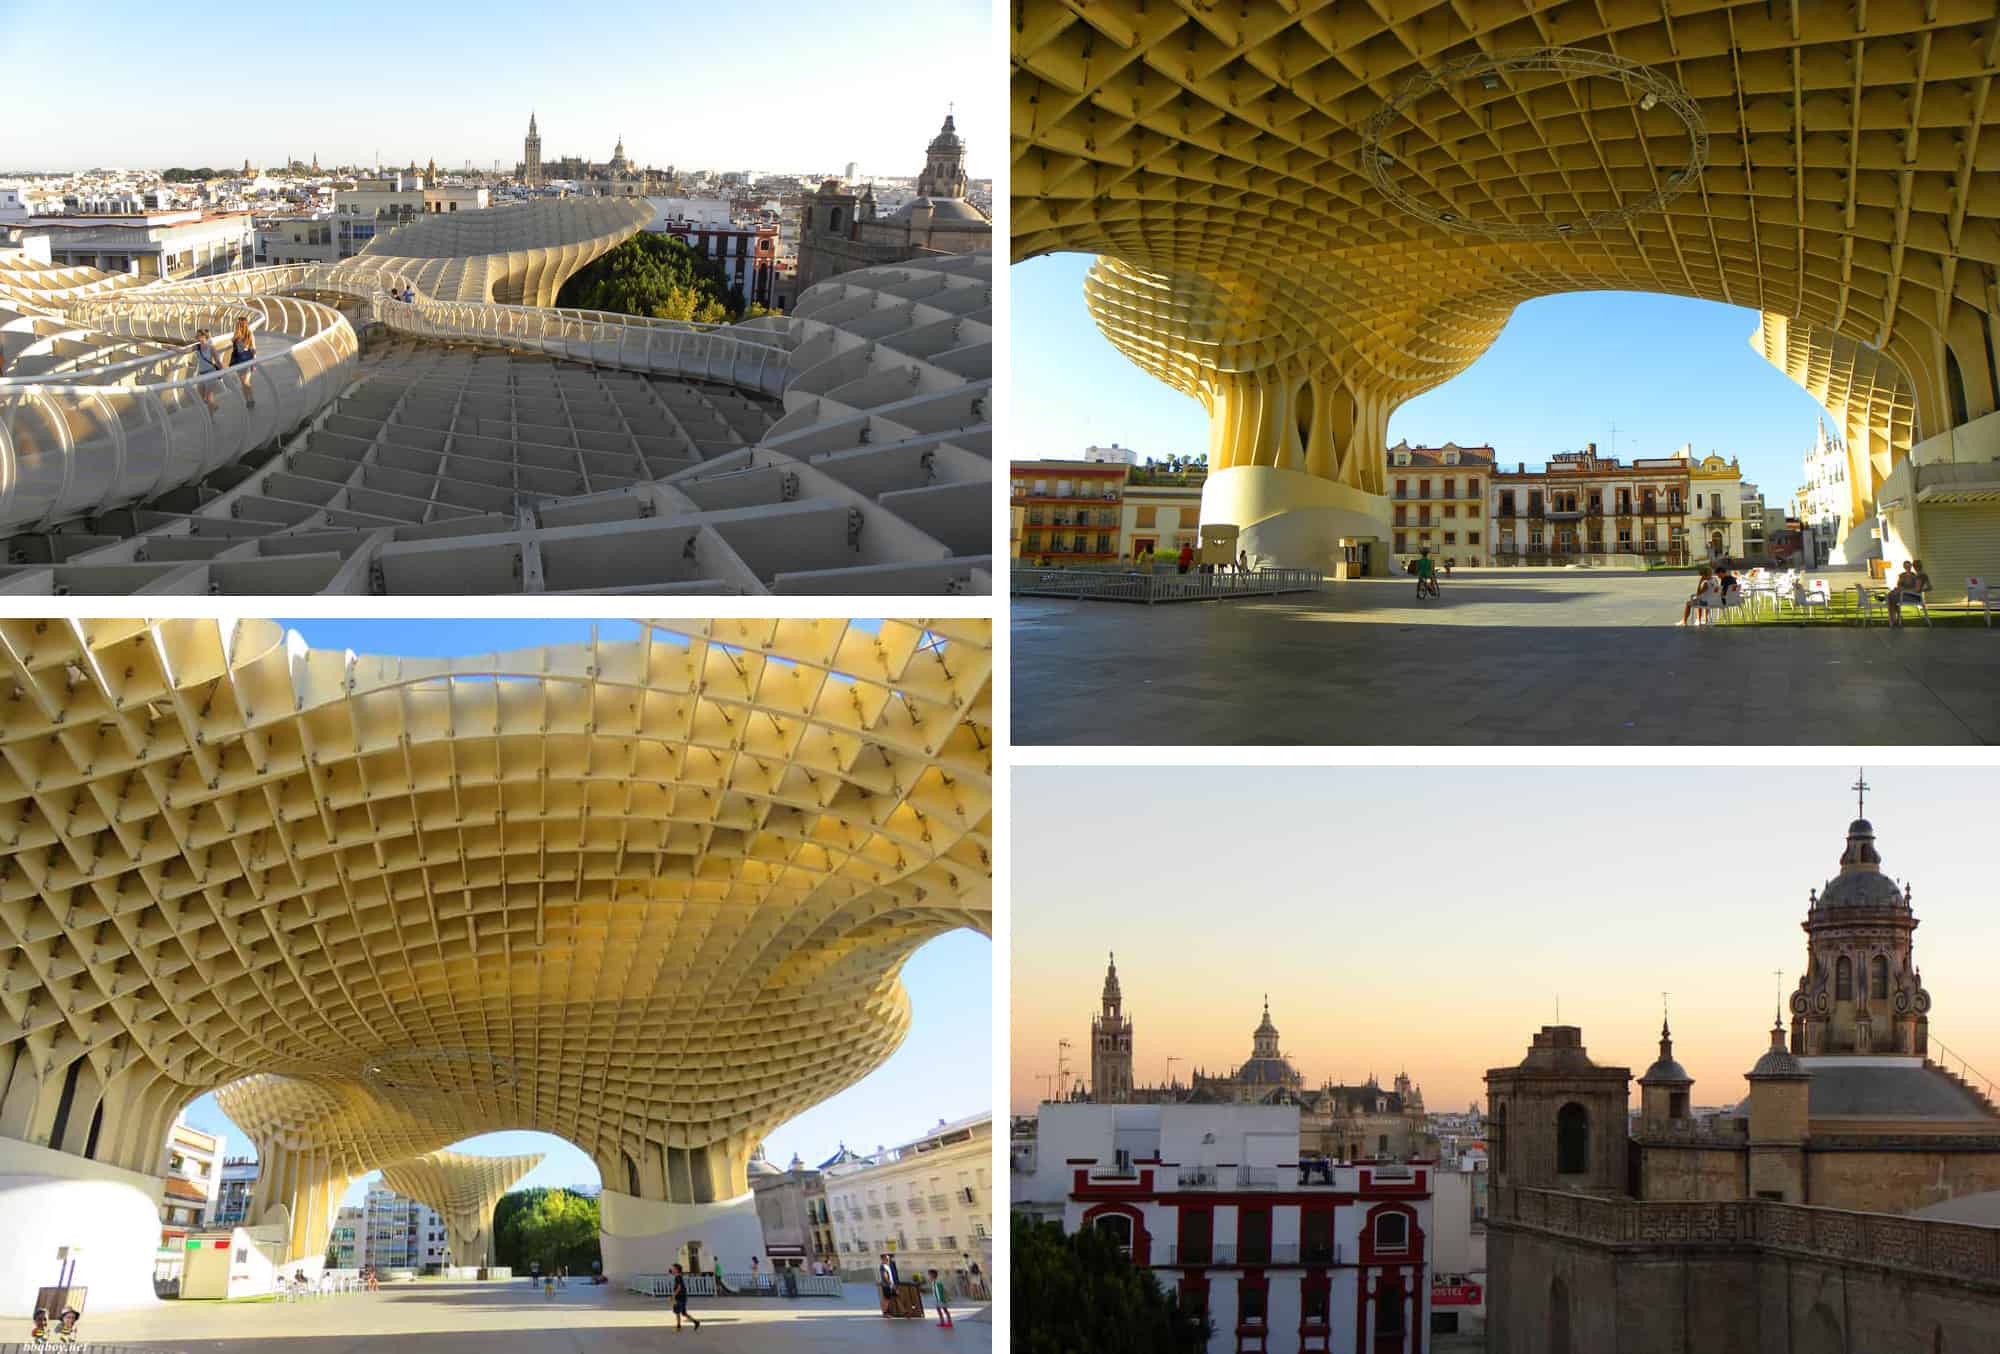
(929, 1268), (953, 1328)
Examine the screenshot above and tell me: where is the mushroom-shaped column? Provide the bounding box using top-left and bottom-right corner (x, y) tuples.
(379, 1150), (545, 1268)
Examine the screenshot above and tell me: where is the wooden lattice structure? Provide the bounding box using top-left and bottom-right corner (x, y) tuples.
(378, 1149), (545, 1267)
(0, 618), (990, 1261)
(1013, 0), (2000, 528)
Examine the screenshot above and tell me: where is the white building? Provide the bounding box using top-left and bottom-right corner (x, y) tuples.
(1084, 443), (1139, 465)
(1429, 1153), (1488, 1340)
(1800, 416), (1857, 562)
(159, 1116), (224, 1241)
(643, 196), (733, 229)
(1015, 1102), (1436, 1354)
(0, 187), (32, 224)
(31, 209), (255, 281)
(332, 176), (488, 258)
(350, 1184), (450, 1271)
(823, 1114), (993, 1284)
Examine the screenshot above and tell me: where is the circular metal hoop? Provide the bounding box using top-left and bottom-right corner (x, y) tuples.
(1360, 46), (1710, 241)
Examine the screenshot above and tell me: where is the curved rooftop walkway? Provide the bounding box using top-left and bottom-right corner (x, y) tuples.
(0, 199), (990, 593)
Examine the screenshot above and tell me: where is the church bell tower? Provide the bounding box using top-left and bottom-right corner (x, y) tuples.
(1091, 954), (1134, 1103)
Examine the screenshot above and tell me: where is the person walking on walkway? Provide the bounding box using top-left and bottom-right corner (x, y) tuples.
(670, 1264), (701, 1332)
(192, 328), (222, 411)
(712, 1255), (733, 1295)
(1176, 543), (1193, 575)
(929, 1268), (953, 1328)
(878, 1253), (897, 1316)
(229, 315), (257, 408)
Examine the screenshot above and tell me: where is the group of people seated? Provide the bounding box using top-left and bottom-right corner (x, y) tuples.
(1678, 557), (1935, 625)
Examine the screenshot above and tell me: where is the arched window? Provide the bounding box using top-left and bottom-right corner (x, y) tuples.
(1093, 1213), (1133, 1258)
(1549, 1277), (1571, 1354)
(1870, 955), (1889, 1000)
(1557, 1102), (1590, 1175)
(1374, 1211), (1409, 1252)
(1836, 956), (1853, 1000)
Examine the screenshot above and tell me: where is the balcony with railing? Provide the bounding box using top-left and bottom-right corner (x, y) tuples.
(1160, 1242), (1342, 1267)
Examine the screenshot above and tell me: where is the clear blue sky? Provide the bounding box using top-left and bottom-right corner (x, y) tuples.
(178, 618), (989, 1205)
(1012, 252), (1835, 501)
(0, 0), (992, 178)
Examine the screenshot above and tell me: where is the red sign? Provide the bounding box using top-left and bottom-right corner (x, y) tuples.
(1433, 1283), (1483, 1306)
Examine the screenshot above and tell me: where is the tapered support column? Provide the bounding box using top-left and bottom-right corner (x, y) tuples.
(598, 1189), (765, 1282)
(379, 1151), (545, 1269)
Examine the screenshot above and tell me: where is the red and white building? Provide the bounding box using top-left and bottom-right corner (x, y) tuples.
(1017, 1103), (1433, 1354)
(644, 207), (780, 311)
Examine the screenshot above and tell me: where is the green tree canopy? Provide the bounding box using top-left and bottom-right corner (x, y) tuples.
(555, 233), (745, 323)
(1011, 1215), (1211, 1354)
(493, 1187), (602, 1274)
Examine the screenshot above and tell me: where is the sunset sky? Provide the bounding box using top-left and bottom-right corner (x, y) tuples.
(1012, 767), (2000, 1116)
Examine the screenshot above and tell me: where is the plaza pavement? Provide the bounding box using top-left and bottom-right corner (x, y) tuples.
(69, 1279), (989, 1352)
(1013, 567), (2000, 745)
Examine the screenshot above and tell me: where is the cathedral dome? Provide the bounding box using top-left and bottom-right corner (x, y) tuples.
(1812, 817), (1910, 912)
(927, 114), (964, 154)
(886, 197), (990, 224)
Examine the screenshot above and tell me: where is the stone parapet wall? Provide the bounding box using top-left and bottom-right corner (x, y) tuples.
(1495, 1185), (2000, 1289)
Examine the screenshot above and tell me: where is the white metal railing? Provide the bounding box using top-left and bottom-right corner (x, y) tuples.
(147, 262), (796, 397)
(1011, 567), (1323, 603)
(0, 249), (818, 536)
(0, 290), (358, 532)
(626, 1272), (841, 1298)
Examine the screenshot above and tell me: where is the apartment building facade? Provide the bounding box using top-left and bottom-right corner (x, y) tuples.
(1386, 441), (1493, 566)
(823, 1114), (993, 1283)
(1017, 1102), (1435, 1354)
(1490, 445), (1694, 566)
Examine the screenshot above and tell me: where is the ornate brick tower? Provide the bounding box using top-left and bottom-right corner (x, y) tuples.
(916, 111), (968, 200)
(523, 112), (542, 186)
(1090, 953), (1133, 1103)
(1485, 1027), (1631, 1195)
(1788, 784), (1930, 1057)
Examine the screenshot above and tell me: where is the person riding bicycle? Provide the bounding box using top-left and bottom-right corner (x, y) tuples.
(1413, 548), (1441, 598)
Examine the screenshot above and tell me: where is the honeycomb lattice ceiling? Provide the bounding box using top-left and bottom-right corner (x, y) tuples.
(0, 618), (990, 1232)
(1013, 0), (2000, 483)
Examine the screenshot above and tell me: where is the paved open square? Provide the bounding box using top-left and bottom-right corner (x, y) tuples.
(1014, 568), (2000, 745)
(68, 1279), (989, 1352)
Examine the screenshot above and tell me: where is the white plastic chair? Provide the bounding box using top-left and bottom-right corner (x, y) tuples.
(1971, 577), (1993, 626)
(1720, 586), (1747, 623)
(1794, 579), (1831, 620)
(1853, 582), (1879, 625)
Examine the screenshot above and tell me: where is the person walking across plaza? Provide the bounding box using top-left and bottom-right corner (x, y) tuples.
(712, 1254), (733, 1295)
(670, 1264), (701, 1332)
(878, 1252), (898, 1315)
(929, 1268), (953, 1328)
(1177, 542), (1193, 574)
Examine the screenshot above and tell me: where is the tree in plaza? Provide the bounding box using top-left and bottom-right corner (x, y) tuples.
(554, 233), (746, 323)
(1011, 1214), (1211, 1354)
(494, 1186), (603, 1274)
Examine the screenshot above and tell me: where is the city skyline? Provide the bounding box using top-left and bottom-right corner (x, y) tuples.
(1012, 766), (2000, 1118)
(1013, 251), (1835, 504)
(0, 0), (992, 177)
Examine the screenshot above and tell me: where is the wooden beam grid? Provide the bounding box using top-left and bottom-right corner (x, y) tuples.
(1014, 0), (1999, 487)
(0, 617), (989, 1235)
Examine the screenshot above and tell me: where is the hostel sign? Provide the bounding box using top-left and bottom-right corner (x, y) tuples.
(1433, 1282), (1483, 1306)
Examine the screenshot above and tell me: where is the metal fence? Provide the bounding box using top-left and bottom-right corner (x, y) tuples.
(626, 1272), (843, 1298)
(1011, 567), (1323, 603)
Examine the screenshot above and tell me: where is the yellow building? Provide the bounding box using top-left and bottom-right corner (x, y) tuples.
(1387, 441), (1494, 567)
(1119, 464), (1205, 562)
(1687, 451), (1745, 562)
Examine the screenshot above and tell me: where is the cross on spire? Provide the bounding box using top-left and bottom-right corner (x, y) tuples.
(1853, 767), (1869, 818)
